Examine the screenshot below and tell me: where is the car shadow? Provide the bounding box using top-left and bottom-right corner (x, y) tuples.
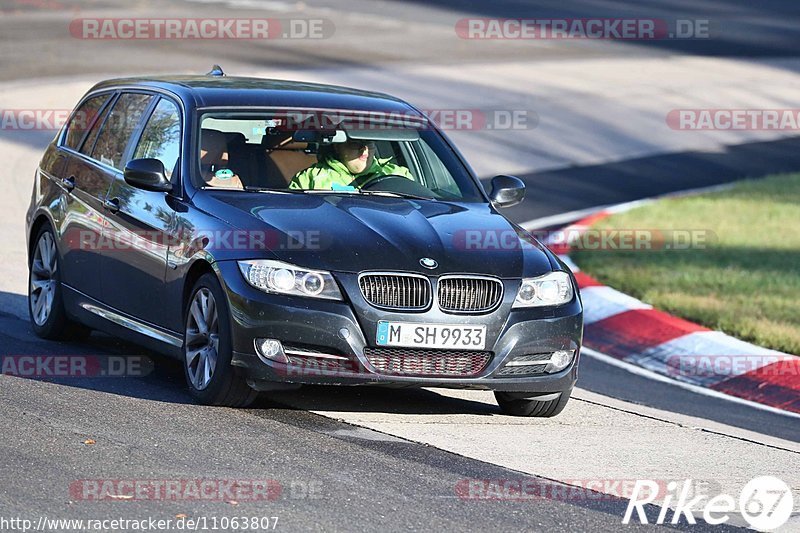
(0, 291), (192, 404)
(257, 384), (501, 416)
(1, 291), (499, 415)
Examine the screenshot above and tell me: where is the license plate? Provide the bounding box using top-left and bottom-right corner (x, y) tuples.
(376, 321), (487, 350)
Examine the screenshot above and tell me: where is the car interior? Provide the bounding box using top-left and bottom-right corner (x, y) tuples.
(199, 126), (417, 190)
(199, 128), (315, 188)
(196, 116), (476, 202)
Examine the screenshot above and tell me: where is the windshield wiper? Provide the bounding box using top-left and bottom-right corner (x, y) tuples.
(244, 186), (306, 193)
(300, 189), (360, 194)
(356, 190), (434, 201)
(244, 187), (434, 201)
(305, 189), (434, 201)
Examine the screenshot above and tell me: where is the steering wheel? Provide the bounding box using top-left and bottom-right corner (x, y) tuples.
(354, 175), (437, 199)
(352, 174), (404, 189)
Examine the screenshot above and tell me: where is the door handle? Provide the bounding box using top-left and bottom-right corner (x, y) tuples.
(103, 197), (120, 214)
(63, 175), (76, 192)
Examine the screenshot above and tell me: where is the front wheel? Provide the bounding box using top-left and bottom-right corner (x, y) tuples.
(183, 273), (258, 407)
(494, 390), (571, 417)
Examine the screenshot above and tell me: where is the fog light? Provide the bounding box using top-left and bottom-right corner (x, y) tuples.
(546, 350), (575, 373)
(255, 338), (287, 364)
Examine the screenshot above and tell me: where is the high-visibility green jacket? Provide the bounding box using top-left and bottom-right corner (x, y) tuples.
(289, 153), (412, 190)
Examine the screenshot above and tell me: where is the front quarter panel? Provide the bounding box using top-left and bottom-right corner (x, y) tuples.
(162, 195), (236, 333)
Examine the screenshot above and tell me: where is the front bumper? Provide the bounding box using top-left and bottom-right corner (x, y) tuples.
(217, 261), (583, 394)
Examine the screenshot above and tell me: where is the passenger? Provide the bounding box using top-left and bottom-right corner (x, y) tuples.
(200, 129), (244, 188)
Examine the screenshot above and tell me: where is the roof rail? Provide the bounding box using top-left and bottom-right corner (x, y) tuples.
(206, 65), (225, 77)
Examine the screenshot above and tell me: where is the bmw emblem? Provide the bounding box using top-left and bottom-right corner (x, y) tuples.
(420, 257), (438, 269)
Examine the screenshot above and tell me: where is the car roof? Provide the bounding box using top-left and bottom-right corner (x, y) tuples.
(89, 75), (422, 115)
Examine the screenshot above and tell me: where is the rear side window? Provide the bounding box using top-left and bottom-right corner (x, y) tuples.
(63, 93), (110, 150)
(133, 98), (181, 178)
(79, 97), (114, 157)
(91, 93), (153, 170)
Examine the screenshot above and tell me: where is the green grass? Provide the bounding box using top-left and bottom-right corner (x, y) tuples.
(571, 173), (800, 355)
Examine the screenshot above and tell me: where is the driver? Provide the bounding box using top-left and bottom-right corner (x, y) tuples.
(289, 139), (411, 190)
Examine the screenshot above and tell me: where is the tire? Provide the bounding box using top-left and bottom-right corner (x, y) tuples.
(28, 225), (91, 341)
(183, 273), (258, 407)
(494, 390), (571, 417)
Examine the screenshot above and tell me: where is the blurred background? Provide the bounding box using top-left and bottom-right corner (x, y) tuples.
(4, 0), (800, 219)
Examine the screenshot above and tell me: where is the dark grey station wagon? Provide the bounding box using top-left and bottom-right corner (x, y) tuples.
(26, 68), (583, 416)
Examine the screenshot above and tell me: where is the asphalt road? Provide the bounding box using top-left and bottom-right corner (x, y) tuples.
(1, 1), (799, 531)
(0, 314), (743, 532)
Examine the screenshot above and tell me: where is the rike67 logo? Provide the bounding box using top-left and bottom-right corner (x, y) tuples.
(624, 476), (793, 530)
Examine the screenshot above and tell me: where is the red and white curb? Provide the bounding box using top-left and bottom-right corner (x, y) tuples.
(544, 209), (800, 417)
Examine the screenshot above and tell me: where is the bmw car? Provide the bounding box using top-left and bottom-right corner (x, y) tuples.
(26, 68), (583, 416)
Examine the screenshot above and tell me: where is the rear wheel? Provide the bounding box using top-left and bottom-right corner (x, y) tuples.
(28, 225), (90, 341)
(494, 390), (571, 417)
(183, 273), (258, 407)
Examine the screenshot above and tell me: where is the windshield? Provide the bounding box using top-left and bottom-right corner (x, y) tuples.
(196, 110), (486, 202)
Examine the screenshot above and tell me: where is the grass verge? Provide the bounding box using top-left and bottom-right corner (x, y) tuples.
(571, 173), (800, 355)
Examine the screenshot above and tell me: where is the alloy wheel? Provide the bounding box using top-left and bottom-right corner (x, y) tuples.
(185, 287), (220, 390)
(30, 232), (57, 327)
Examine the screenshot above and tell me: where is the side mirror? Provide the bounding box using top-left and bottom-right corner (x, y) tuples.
(489, 175), (525, 208)
(124, 158), (172, 193)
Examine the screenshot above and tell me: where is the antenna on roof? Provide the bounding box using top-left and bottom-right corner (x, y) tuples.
(207, 65), (225, 77)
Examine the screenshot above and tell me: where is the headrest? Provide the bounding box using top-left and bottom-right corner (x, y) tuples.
(224, 132), (247, 146)
(200, 129), (227, 162)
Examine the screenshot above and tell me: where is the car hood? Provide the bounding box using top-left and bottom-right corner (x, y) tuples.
(200, 192), (554, 278)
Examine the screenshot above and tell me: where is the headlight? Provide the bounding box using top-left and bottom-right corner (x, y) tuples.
(512, 271), (574, 308)
(238, 260), (343, 300)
